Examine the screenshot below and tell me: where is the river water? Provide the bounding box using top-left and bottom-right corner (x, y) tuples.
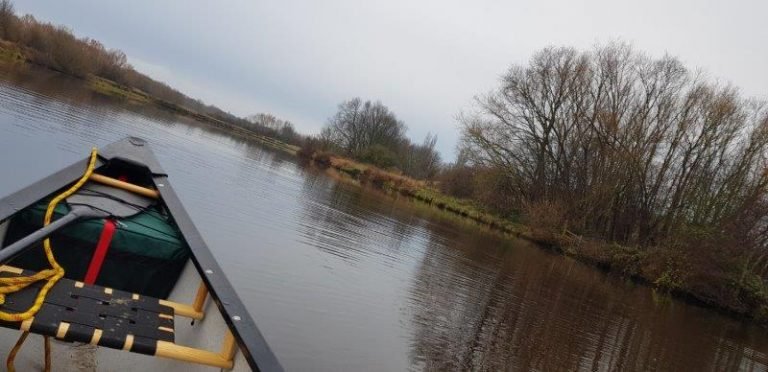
(0, 66), (766, 371)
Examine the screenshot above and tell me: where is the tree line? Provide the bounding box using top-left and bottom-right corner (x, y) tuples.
(0, 0), (302, 146)
(2, 0), (436, 176)
(444, 43), (768, 300)
(245, 113), (300, 144)
(315, 97), (441, 179)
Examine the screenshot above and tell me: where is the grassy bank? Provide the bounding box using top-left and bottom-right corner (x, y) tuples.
(301, 150), (768, 323)
(0, 40), (23, 63)
(1, 1), (303, 150)
(88, 76), (150, 104)
(89, 76), (299, 155)
(0, 40), (299, 155)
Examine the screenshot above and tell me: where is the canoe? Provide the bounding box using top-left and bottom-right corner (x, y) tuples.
(0, 137), (282, 371)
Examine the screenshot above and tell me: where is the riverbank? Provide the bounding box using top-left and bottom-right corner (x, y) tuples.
(0, 41), (299, 155)
(299, 150), (768, 324)
(90, 76), (299, 155)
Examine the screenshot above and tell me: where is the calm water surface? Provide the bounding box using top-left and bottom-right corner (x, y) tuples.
(0, 67), (766, 371)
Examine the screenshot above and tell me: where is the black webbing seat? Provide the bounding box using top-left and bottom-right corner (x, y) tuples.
(0, 268), (175, 356)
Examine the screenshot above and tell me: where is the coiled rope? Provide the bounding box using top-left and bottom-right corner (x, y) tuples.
(4, 147), (98, 371)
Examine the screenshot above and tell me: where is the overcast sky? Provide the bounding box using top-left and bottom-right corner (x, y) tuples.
(17, 0), (768, 159)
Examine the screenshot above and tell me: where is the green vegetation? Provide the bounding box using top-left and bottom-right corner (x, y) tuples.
(88, 76), (150, 104)
(0, 40), (23, 63)
(301, 152), (527, 234)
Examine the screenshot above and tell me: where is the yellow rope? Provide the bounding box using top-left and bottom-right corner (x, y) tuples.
(0, 148), (98, 321)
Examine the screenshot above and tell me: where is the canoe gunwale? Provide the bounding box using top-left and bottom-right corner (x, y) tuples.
(0, 137), (283, 372)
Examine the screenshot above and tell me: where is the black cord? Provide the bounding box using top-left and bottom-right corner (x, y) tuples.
(74, 188), (153, 213)
(69, 188), (180, 240)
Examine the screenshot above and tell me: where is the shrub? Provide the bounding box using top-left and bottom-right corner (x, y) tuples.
(472, 166), (518, 216)
(523, 199), (569, 234)
(357, 144), (398, 169)
(297, 137), (320, 159)
(438, 165), (476, 199)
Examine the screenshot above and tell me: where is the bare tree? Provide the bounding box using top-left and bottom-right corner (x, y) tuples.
(321, 98), (406, 156)
(401, 133), (442, 179)
(0, 0), (16, 40)
(460, 42), (768, 254)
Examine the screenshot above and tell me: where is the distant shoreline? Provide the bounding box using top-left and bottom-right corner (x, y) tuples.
(0, 40), (299, 155)
(297, 150), (768, 326)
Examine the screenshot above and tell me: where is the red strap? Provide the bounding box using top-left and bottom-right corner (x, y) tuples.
(84, 219), (117, 284)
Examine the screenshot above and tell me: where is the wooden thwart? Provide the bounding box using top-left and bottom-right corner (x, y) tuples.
(159, 281), (207, 320)
(89, 173), (160, 199)
(159, 300), (203, 320)
(156, 330), (237, 369)
(192, 281), (209, 314)
(157, 340), (233, 369)
(221, 330), (238, 361)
